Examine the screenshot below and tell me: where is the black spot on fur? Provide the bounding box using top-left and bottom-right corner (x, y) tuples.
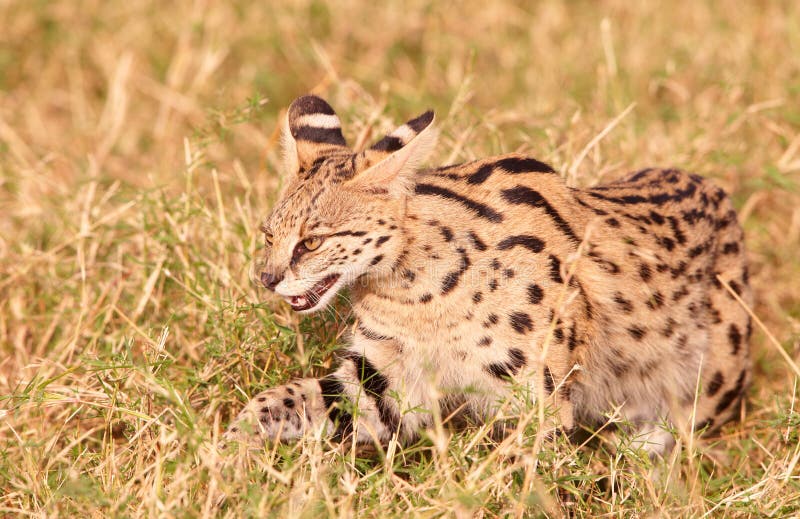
(509, 312), (534, 334)
(283, 398), (295, 408)
(672, 285), (690, 302)
(472, 291), (483, 304)
(722, 242), (740, 255)
(613, 292), (634, 313)
(662, 318), (677, 337)
(419, 293), (433, 303)
(567, 324), (578, 351)
(606, 217), (620, 228)
(688, 244), (705, 258)
(668, 216), (687, 245)
(543, 366), (555, 394)
(484, 363), (510, 380)
(728, 324), (742, 355)
(549, 255), (564, 284)
(375, 235), (391, 248)
(508, 348), (527, 370)
(646, 291), (665, 310)
(649, 211), (665, 225)
(477, 336), (493, 347)
(639, 263), (652, 282)
(440, 227), (454, 242)
(468, 231), (487, 251)
(671, 261), (688, 279)
(370, 255), (384, 266)
(627, 326), (647, 340)
(589, 252), (620, 274)
(715, 370), (747, 415)
(441, 248), (471, 294)
(707, 371), (724, 397)
(527, 284), (544, 304)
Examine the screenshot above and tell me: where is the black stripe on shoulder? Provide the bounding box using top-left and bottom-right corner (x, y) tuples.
(501, 186), (580, 245)
(496, 235), (545, 253)
(292, 126), (346, 146)
(498, 157), (555, 174)
(318, 376), (353, 439)
(466, 157), (555, 185)
(415, 183), (504, 222)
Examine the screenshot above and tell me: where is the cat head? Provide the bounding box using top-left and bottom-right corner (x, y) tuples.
(258, 95), (437, 313)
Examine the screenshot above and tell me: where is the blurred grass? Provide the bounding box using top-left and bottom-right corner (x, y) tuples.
(1, 0), (800, 516)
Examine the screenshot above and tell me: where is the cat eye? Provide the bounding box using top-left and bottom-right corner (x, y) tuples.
(303, 237), (323, 251)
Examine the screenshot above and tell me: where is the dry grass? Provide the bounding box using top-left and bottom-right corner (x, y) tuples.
(1, 0), (799, 516)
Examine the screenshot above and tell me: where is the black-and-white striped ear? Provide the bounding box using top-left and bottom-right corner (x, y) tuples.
(349, 110), (437, 196)
(282, 95), (348, 176)
(370, 111), (435, 156)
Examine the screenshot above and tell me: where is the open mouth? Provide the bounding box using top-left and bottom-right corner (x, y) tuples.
(285, 273), (341, 311)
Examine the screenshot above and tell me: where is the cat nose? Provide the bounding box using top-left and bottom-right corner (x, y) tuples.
(260, 271), (283, 291)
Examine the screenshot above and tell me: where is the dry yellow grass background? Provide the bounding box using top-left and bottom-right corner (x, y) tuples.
(1, 0), (799, 516)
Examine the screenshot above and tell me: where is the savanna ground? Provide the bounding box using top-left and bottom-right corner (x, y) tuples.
(1, 0), (799, 516)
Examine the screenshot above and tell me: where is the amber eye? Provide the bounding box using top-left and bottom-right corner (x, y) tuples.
(264, 233), (274, 246)
(303, 237), (323, 251)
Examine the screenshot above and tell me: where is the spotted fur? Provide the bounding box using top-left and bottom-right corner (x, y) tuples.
(226, 95), (752, 455)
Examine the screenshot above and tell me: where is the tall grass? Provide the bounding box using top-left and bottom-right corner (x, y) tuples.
(1, 0), (799, 516)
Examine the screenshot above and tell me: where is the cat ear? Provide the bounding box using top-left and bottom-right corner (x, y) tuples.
(349, 111), (437, 196)
(282, 95), (348, 177)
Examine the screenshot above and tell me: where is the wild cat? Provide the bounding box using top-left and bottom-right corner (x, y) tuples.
(225, 95), (751, 455)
